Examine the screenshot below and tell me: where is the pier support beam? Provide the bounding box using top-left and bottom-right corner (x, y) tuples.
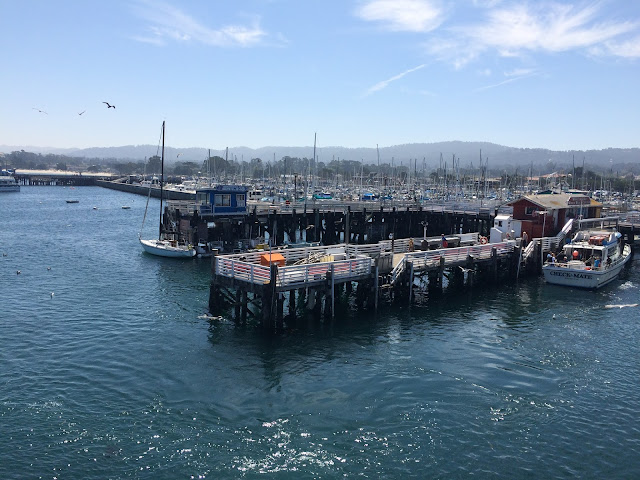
(289, 290), (296, 319)
(408, 261), (414, 305)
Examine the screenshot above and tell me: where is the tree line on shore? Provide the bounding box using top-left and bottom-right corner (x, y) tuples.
(2, 148), (638, 193)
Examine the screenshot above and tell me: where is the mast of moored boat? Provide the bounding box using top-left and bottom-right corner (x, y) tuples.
(159, 121), (165, 240)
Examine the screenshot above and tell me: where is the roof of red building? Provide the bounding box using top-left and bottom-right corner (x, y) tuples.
(507, 193), (602, 210)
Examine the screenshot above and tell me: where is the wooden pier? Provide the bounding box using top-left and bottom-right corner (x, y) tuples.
(209, 235), (520, 331)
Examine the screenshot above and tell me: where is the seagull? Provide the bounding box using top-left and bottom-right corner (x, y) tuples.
(47, 266), (51, 271)
(50, 292), (55, 298)
(2, 253), (7, 257)
(32, 107), (48, 114)
(459, 266), (473, 273)
(78, 110), (86, 115)
(102, 102), (115, 109)
(16, 270), (21, 275)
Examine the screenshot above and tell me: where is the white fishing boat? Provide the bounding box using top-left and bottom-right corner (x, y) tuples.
(542, 229), (631, 289)
(139, 121), (196, 259)
(0, 173), (20, 192)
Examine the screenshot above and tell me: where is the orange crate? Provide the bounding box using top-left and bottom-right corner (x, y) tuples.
(260, 253), (285, 266)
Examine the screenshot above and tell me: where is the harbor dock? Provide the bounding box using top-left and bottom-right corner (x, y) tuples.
(209, 235), (521, 330)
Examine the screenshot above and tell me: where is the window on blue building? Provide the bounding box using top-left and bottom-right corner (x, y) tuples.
(215, 194), (231, 206)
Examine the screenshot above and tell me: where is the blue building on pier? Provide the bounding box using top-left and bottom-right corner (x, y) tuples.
(196, 185), (248, 217)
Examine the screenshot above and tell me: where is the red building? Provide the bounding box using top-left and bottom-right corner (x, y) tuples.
(507, 193), (602, 239)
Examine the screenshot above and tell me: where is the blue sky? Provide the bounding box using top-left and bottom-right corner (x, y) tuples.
(2, 0), (639, 152)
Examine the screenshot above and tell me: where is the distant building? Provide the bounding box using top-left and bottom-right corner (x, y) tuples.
(506, 193), (602, 238)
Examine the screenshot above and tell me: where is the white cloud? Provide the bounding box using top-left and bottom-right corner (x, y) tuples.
(363, 64), (426, 96)
(467, 3), (635, 53)
(504, 68), (536, 77)
(474, 69), (537, 92)
(599, 35), (640, 58)
(421, 2), (639, 67)
(131, 0), (267, 47)
(355, 0), (445, 32)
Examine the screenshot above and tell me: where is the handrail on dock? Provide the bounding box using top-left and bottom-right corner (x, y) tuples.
(388, 241), (516, 286)
(214, 253), (373, 288)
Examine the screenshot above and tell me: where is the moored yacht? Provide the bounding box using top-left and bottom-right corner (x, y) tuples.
(0, 172), (20, 192)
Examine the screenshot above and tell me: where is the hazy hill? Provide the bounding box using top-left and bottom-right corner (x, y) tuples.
(2, 142), (639, 172)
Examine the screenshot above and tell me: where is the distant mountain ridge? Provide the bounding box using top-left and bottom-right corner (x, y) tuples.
(2, 142), (639, 170)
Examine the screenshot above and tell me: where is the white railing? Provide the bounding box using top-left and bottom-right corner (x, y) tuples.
(559, 218), (573, 237)
(215, 257), (271, 284)
(215, 254), (372, 287)
(223, 244), (344, 265)
(577, 216), (620, 230)
(389, 259), (406, 285)
(277, 257), (372, 288)
(388, 241), (516, 285)
(347, 243), (392, 257)
(522, 240), (536, 261)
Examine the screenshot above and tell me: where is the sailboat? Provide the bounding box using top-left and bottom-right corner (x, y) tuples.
(139, 121), (196, 258)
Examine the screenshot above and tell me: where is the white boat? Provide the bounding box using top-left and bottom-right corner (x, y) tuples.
(542, 229), (632, 289)
(139, 121), (196, 259)
(0, 174), (20, 192)
(140, 238), (195, 258)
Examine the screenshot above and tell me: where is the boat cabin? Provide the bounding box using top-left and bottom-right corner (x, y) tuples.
(196, 185), (248, 217)
(557, 230), (621, 267)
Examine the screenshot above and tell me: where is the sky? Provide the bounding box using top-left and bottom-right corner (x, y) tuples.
(2, 0), (640, 153)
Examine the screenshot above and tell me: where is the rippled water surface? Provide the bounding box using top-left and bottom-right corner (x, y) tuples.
(2, 186), (640, 479)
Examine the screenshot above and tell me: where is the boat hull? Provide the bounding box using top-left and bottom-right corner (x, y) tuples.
(543, 245), (632, 289)
(139, 239), (196, 258)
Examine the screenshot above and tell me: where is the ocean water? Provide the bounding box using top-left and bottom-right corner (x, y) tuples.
(1, 186), (640, 479)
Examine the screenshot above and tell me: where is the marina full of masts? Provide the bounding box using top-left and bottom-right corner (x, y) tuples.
(145, 152), (640, 213)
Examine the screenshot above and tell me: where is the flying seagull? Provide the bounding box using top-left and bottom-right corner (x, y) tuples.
(78, 110), (86, 115)
(102, 102), (115, 109)
(32, 107), (48, 114)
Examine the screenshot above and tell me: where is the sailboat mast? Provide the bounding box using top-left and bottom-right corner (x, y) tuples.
(159, 121), (165, 240)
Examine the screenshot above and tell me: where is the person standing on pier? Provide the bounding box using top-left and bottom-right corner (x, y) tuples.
(440, 234), (448, 248)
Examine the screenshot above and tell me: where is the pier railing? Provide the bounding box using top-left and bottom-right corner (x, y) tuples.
(214, 253), (372, 288)
(276, 257), (372, 288)
(389, 241), (516, 285)
(577, 216), (620, 230)
(346, 232), (480, 257)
